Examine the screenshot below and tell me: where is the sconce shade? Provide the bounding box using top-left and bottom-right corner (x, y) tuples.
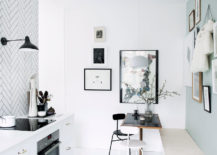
(19, 36), (38, 50)
(1, 36), (38, 50)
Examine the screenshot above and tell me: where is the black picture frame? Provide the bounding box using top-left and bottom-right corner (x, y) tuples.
(120, 50), (159, 104)
(93, 48), (105, 64)
(84, 68), (112, 91)
(203, 86), (211, 113)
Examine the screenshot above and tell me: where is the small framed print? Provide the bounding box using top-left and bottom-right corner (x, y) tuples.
(192, 72), (202, 103)
(195, 0), (201, 24)
(212, 60), (217, 94)
(203, 86), (211, 113)
(189, 10), (195, 32)
(213, 22), (217, 57)
(92, 48), (107, 65)
(94, 27), (105, 42)
(84, 68), (112, 91)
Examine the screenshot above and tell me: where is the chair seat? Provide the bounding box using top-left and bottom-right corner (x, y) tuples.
(121, 140), (146, 148)
(113, 130), (133, 136)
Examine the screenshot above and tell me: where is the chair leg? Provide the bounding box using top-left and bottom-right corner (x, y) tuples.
(108, 134), (114, 155)
(129, 148), (131, 155)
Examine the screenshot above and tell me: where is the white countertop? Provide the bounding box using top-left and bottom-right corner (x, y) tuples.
(0, 113), (74, 154)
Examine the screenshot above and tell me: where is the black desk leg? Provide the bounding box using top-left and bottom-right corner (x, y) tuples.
(139, 128), (143, 155)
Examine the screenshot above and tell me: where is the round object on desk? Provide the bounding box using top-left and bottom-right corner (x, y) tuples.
(38, 111), (46, 117)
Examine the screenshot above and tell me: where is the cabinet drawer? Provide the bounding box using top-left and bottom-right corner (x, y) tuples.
(60, 141), (73, 155)
(60, 116), (74, 144)
(3, 140), (36, 155)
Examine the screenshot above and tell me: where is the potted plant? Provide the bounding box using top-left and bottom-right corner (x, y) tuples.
(37, 91), (52, 114)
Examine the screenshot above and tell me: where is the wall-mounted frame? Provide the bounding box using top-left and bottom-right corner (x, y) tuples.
(195, 0), (201, 25)
(212, 59), (217, 94)
(213, 22), (217, 57)
(84, 68), (112, 91)
(189, 10), (195, 32)
(91, 47), (107, 66)
(203, 86), (211, 113)
(184, 32), (194, 87)
(94, 27), (105, 42)
(120, 50), (158, 104)
(192, 72), (202, 103)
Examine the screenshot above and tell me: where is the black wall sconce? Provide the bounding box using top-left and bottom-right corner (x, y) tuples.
(1, 36), (38, 50)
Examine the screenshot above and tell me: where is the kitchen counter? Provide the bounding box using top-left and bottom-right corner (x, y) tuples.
(0, 113), (74, 154)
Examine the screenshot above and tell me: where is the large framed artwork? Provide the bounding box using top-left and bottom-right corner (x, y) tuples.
(192, 72), (202, 103)
(84, 68), (112, 91)
(120, 50), (158, 104)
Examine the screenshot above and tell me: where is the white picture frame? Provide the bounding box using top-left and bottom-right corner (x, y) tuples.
(91, 47), (108, 66)
(94, 27), (105, 42)
(84, 68), (112, 91)
(212, 59), (217, 94)
(213, 22), (217, 57)
(183, 32), (194, 87)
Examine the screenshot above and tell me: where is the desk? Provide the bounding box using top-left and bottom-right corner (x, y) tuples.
(122, 113), (162, 155)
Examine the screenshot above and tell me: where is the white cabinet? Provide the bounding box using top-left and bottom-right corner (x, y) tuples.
(60, 116), (74, 155)
(3, 140), (36, 155)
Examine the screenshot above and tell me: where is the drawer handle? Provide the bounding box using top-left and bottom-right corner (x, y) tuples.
(65, 123), (71, 126)
(66, 146), (71, 150)
(18, 149), (27, 154)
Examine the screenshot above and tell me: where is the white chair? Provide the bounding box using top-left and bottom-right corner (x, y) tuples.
(120, 127), (146, 155)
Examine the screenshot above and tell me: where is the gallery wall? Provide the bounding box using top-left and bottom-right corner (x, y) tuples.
(64, 0), (185, 149)
(186, 0), (217, 154)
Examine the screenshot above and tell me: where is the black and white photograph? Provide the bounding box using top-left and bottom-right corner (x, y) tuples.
(94, 27), (105, 42)
(93, 48), (105, 64)
(84, 68), (112, 91)
(203, 86), (211, 113)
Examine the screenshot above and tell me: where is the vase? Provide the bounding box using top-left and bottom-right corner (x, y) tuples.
(144, 103), (153, 121)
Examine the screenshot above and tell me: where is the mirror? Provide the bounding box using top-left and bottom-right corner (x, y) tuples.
(120, 50), (158, 104)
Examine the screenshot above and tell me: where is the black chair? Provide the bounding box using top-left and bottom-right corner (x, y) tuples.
(109, 113), (133, 155)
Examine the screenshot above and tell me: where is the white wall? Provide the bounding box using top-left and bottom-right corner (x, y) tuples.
(64, 0), (186, 149)
(39, 0), (65, 113)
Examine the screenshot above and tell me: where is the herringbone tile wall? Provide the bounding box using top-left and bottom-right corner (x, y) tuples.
(0, 0), (38, 116)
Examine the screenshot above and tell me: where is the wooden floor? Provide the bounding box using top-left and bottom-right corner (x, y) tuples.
(71, 129), (203, 155)
(160, 129), (204, 155)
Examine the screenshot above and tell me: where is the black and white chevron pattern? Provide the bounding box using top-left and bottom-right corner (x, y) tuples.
(0, 0), (38, 116)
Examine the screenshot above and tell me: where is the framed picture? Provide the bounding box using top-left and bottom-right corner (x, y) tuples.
(183, 32), (194, 87)
(189, 10), (195, 32)
(91, 48), (107, 66)
(213, 22), (217, 57)
(203, 86), (211, 113)
(120, 50), (158, 104)
(84, 68), (112, 91)
(195, 0), (201, 24)
(94, 27), (105, 42)
(192, 72), (202, 103)
(212, 60), (217, 94)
